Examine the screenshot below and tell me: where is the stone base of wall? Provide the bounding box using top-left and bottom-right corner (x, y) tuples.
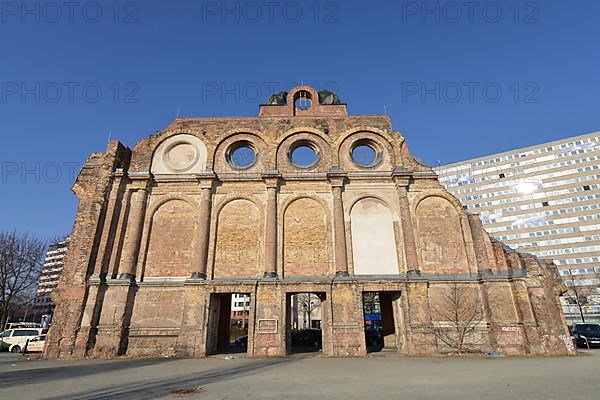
(56, 276), (574, 359)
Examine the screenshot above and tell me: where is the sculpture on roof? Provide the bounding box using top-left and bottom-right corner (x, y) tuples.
(318, 90), (341, 105)
(267, 91), (288, 105)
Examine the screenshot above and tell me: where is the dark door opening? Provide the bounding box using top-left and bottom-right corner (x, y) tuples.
(207, 293), (250, 355)
(287, 292), (325, 354)
(362, 291), (402, 353)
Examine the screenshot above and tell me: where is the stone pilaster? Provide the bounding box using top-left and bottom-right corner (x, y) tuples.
(330, 282), (366, 356)
(91, 171), (127, 277)
(92, 278), (137, 357)
(191, 181), (214, 279)
(263, 175), (280, 278)
(176, 285), (209, 357)
(252, 282), (285, 356)
(330, 176), (349, 277)
(405, 281), (437, 355)
(393, 176), (420, 272)
(118, 179), (149, 280)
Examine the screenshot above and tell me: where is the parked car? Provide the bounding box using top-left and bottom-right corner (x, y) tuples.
(0, 328), (44, 353)
(234, 335), (248, 347)
(291, 329), (322, 349)
(24, 335), (47, 353)
(571, 323), (600, 348)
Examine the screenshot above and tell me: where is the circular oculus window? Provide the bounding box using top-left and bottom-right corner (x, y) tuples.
(351, 141), (379, 167)
(290, 142), (319, 168)
(228, 141), (256, 169)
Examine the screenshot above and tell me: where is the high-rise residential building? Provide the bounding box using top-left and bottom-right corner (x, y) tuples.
(434, 131), (600, 323)
(230, 294), (250, 328)
(33, 238), (69, 319)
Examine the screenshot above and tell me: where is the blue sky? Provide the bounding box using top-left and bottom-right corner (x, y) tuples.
(1, 0), (599, 239)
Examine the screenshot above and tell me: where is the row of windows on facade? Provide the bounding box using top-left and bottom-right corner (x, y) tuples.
(504, 235), (600, 253)
(461, 180), (600, 207)
(533, 245), (600, 258)
(484, 194), (600, 217)
(485, 213), (600, 233)
(443, 159), (600, 197)
(227, 139), (380, 169)
(441, 151), (599, 188)
(438, 136), (599, 173)
(556, 256), (600, 266)
(457, 170), (599, 202)
(559, 268), (600, 276)
(497, 223), (600, 242)
(465, 190), (600, 212)
(482, 202), (600, 227)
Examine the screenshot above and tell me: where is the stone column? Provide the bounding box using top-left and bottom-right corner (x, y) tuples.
(91, 172), (127, 278)
(118, 186), (149, 280)
(394, 177), (420, 271)
(191, 184), (213, 279)
(263, 178), (279, 278)
(331, 179), (349, 277)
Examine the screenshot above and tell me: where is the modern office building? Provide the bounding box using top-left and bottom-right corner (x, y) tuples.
(434, 132), (600, 323)
(33, 238), (69, 319)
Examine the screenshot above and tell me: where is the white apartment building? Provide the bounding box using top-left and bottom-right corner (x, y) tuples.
(33, 238), (69, 318)
(434, 131), (600, 323)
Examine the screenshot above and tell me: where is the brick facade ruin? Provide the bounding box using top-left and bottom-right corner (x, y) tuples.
(45, 86), (575, 358)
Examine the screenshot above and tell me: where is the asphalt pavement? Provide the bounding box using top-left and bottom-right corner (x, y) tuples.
(0, 350), (598, 399)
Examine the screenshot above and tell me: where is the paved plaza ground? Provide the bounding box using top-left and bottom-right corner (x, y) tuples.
(0, 350), (598, 399)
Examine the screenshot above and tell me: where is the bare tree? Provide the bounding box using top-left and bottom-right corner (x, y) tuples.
(0, 231), (46, 328)
(295, 293), (321, 329)
(431, 283), (485, 354)
(562, 269), (600, 323)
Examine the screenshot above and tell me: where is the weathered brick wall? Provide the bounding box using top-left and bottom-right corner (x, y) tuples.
(45, 142), (130, 359)
(214, 199), (261, 277)
(145, 199), (198, 277)
(46, 86), (574, 359)
(283, 197), (330, 276)
(415, 196), (469, 274)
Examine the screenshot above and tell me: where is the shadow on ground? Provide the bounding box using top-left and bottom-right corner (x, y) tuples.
(0, 358), (176, 389)
(40, 357), (297, 400)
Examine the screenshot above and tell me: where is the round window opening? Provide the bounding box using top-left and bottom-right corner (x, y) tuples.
(229, 142), (256, 169)
(351, 142), (379, 167)
(290, 143), (318, 168)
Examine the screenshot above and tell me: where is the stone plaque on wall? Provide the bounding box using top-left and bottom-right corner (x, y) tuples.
(257, 319), (278, 333)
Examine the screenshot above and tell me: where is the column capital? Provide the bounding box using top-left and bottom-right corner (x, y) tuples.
(128, 171), (153, 184)
(263, 178), (281, 189)
(327, 169), (347, 188)
(199, 180), (216, 191)
(127, 172), (152, 191)
(394, 180), (410, 192)
(262, 170), (282, 188)
(392, 169), (411, 188)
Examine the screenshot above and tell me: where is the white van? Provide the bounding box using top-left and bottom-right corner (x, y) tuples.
(0, 328), (43, 353)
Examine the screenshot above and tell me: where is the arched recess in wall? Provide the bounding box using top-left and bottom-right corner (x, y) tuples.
(145, 199), (198, 277)
(214, 199), (261, 277)
(350, 197), (399, 275)
(415, 196), (469, 274)
(283, 197), (330, 277)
